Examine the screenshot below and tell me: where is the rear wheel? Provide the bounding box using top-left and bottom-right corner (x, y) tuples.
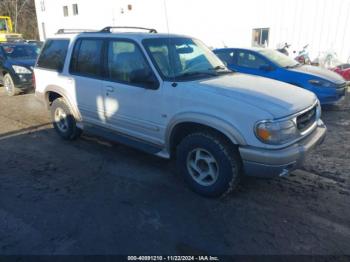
(176, 131), (242, 197)
(3, 74), (18, 96)
(51, 98), (82, 140)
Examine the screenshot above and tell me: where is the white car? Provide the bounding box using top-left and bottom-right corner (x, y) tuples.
(34, 27), (326, 197)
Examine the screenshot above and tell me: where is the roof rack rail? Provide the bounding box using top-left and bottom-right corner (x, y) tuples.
(100, 26), (158, 34)
(56, 29), (97, 34)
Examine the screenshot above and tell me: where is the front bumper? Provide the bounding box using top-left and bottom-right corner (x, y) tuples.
(239, 120), (327, 177)
(318, 85), (347, 105)
(13, 74), (33, 91)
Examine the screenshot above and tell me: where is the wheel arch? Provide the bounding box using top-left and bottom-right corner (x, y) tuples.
(44, 85), (82, 121)
(166, 113), (246, 157)
(2, 69), (9, 76)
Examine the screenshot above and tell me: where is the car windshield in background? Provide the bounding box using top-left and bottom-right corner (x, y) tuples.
(1, 44), (40, 59)
(257, 49), (300, 68)
(143, 37), (231, 80)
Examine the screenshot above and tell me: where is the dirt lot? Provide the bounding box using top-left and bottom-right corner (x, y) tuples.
(0, 87), (349, 255)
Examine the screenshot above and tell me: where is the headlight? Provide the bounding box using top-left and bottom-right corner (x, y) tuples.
(308, 79), (334, 88)
(316, 100), (322, 119)
(255, 119), (298, 145)
(12, 65), (32, 74)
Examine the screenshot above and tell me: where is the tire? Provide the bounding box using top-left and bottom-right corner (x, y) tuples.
(176, 131), (242, 197)
(50, 98), (82, 140)
(3, 74), (18, 96)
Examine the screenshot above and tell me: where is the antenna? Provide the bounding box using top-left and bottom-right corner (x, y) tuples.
(163, 0), (170, 34)
(163, 0), (176, 85)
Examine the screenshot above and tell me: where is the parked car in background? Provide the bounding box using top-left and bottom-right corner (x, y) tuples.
(330, 64), (350, 83)
(25, 40), (44, 48)
(34, 28), (326, 197)
(0, 42), (40, 96)
(311, 51), (350, 84)
(214, 48), (346, 105)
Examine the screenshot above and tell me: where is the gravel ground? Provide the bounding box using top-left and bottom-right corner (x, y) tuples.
(0, 87), (349, 255)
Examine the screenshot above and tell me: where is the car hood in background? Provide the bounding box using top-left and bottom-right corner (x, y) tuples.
(197, 73), (317, 118)
(291, 65), (345, 84)
(8, 58), (36, 69)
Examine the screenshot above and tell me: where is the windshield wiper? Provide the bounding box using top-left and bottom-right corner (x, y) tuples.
(176, 71), (218, 79)
(209, 65), (234, 74)
(212, 65), (226, 70)
(285, 63), (301, 69)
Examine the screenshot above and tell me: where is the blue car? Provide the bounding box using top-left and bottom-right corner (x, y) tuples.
(213, 48), (347, 105)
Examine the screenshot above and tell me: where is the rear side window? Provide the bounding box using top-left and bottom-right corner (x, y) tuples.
(70, 38), (103, 77)
(36, 39), (69, 72)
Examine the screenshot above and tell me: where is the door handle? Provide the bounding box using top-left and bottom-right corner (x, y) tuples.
(106, 86), (115, 93)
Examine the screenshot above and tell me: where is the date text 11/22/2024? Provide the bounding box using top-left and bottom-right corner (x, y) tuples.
(127, 256), (220, 261)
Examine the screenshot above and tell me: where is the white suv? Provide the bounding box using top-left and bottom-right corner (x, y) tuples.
(34, 27), (327, 197)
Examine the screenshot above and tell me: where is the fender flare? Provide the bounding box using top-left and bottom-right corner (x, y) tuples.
(44, 85), (82, 122)
(165, 112), (247, 151)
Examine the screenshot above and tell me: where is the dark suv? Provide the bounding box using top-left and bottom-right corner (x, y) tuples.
(0, 42), (40, 96)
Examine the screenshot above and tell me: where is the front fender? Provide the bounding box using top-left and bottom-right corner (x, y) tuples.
(165, 112), (247, 151)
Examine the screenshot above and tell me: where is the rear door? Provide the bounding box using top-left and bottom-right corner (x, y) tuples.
(69, 38), (107, 126)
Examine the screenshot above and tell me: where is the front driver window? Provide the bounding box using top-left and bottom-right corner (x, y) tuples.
(216, 51), (235, 66)
(237, 51), (268, 69)
(107, 40), (157, 88)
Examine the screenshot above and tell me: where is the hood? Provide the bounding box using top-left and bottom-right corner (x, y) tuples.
(8, 58), (36, 69)
(291, 65), (345, 84)
(197, 73), (317, 118)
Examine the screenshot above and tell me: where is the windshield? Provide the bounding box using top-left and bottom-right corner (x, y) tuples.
(1, 44), (40, 59)
(0, 19), (8, 32)
(143, 37), (231, 80)
(257, 49), (299, 68)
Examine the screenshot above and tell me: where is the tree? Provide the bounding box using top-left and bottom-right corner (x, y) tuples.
(0, 0), (38, 39)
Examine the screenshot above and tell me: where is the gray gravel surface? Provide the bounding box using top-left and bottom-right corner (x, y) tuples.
(0, 88), (349, 255)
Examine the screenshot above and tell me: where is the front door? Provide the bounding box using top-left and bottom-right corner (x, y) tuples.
(233, 50), (272, 78)
(102, 39), (164, 145)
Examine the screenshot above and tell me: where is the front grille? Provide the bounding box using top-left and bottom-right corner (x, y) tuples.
(296, 106), (317, 132)
(336, 82), (346, 89)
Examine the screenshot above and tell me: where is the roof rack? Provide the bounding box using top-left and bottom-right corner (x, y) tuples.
(100, 26), (158, 34)
(56, 29), (97, 34)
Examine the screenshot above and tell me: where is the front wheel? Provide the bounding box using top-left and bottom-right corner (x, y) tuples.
(176, 132), (242, 197)
(51, 98), (82, 140)
(3, 74), (18, 96)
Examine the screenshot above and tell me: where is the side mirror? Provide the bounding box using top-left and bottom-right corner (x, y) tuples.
(259, 65), (274, 72)
(130, 69), (159, 90)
